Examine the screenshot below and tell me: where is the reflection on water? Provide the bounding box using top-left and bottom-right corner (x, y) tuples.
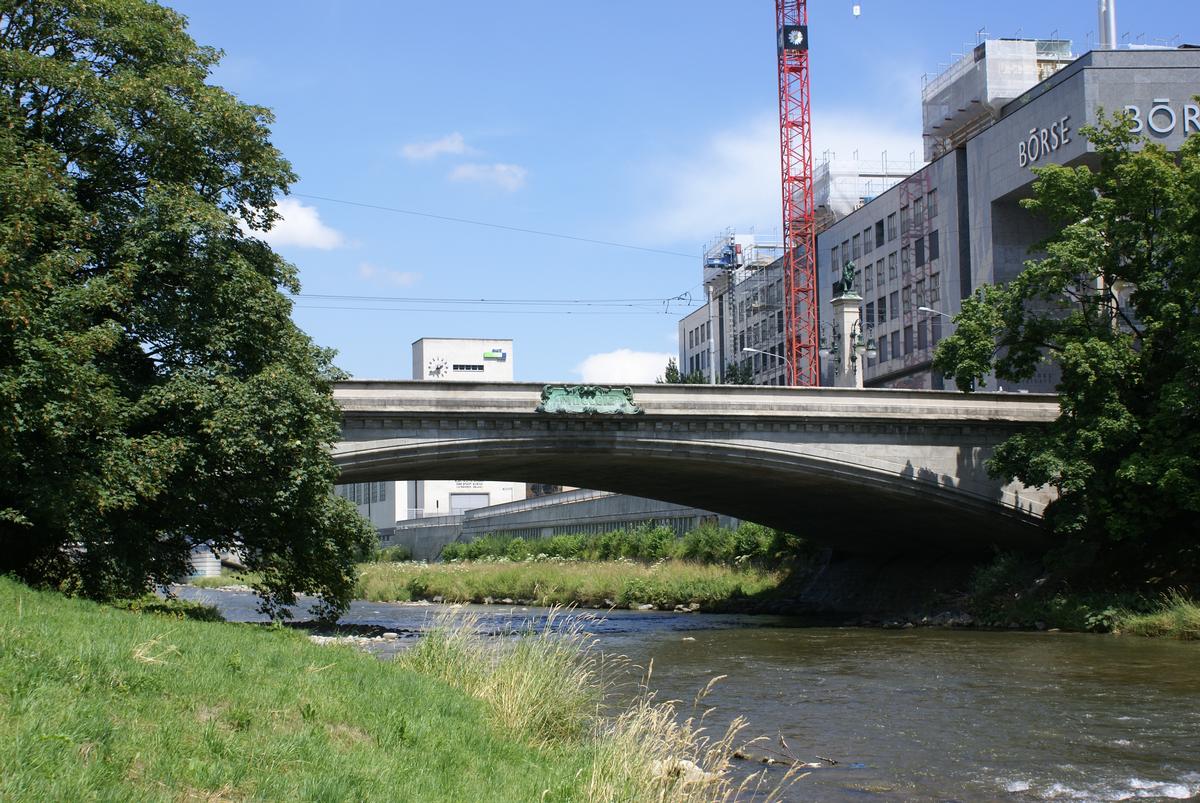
(176, 587), (1200, 802)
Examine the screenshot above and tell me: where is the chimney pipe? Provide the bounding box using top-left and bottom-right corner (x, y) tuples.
(1098, 0), (1118, 50)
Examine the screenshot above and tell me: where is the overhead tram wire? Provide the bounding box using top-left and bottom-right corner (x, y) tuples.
(291, 304), (685, 316)
(288, 291), (703, 316)
(290, 192), (697, 260)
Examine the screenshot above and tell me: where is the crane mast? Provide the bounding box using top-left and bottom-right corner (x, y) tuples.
(775, 0), (818, 386)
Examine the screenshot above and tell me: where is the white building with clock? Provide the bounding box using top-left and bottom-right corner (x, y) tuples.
(335, 337), (526, 534)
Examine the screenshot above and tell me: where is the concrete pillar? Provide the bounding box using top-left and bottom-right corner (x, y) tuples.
(831, 293), (863, 388)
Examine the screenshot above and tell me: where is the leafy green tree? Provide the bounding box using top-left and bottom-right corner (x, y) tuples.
(722, 359), (754, 385)
(933, 114), (1200, 548)
(0, 0), (374, 618)
(657, 357), (706, 384)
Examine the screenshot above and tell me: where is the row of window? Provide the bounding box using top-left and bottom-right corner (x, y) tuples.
(846, 230), (941, 297)
(686, 320), (712, 350)
(336, 481), (387, 506)
(863, 273), (942, 325)
(453, 363), (484, 372)
(688, 350), (710, 375)
(866, 316), (944, 367)
(832, 188), (939, 269)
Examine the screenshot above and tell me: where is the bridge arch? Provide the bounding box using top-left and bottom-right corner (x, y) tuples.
(334, 382), (1059, 553)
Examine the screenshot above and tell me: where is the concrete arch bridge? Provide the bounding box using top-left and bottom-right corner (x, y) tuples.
(333, 382), (1059, 553)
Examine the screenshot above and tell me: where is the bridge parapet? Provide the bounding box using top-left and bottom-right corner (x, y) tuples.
(335, 381), (1060, 424)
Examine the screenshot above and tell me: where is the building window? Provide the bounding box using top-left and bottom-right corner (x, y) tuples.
(862, 227), (873, 255)
(875, 220), (885, 248)
(888, 252), (898, 279)
(831, 246), (839, 273)
(688, 330), (694, 348)
(915, 279), (926, 308)
(887, 212), (897, 241)
(876, 260), (885, 287)
(900, 205), (910, 236)
(914, 195), (925, 224)
(904, 325), (914, 355)
(889, 291), (899, 320)
(852, 234), (861, 260)
(777, 310), (784, 333)
(865, 301), (875, 324)
(891, 331), (900, 359)
(842, 239), (850, 262)
(927, 189), (938, 219)
(865, 269), (873, 292)
(901, 285), (911, 312)
(928, 229), (940, 261)
(916, 237), (926, 268)
(453, 363), (484, 372)
(877, 296), (886, 324)
(931, 314), (943, 346)
(917, 319), (928, 351)
(878, 335), (889, 362)
(900, 246), (910, 276)
(928, 273), (940, 303)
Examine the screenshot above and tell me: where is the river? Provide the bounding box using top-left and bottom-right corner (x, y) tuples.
(176, 587), (1200, 802)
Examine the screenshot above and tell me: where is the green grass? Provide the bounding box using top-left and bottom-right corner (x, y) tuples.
(1113, 590), (1200, 639)
(439, 522), (804, 566)
(186, 569), (260, 589)
(357, 559), (784, 610)
(0, 576), (790, 801)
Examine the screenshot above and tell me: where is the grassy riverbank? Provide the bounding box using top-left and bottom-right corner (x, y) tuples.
(0, 576), (786, 801)
(965, 552), (1200, 638)
(357, 559), (784, 610)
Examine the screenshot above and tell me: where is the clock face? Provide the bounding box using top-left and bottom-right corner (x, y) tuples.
(427, 357), (448, 379)
(779, 24), (808, 52)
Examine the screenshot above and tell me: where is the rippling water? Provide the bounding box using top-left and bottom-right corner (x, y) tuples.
(176, 587), (1200, 802)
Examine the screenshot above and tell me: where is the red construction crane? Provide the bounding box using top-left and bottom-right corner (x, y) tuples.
(775, 0), (817, 385)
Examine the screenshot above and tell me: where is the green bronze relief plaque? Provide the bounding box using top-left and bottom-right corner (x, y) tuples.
(535, 385), (644, 415)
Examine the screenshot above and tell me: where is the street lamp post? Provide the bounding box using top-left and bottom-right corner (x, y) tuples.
(917, 305), (952, 318)
(742, 346), (790, 382)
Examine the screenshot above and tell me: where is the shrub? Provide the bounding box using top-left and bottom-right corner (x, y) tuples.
(376, 545), (413, 562)
(436, 523), (805, 567)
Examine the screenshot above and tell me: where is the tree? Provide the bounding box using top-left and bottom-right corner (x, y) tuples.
(722, 360), (754, 385)
(657, 357), (706, 384)
(933, 114), (1200, 550)
(0, 0), (375, 618)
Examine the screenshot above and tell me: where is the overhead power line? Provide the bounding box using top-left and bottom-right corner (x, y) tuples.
(290, 290), (702, 317)
(291, 192), (696, 260)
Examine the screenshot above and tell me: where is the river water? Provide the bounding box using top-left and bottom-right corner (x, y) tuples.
(176, 587), (1200, 802)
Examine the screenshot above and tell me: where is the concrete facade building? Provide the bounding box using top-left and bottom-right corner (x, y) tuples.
(816, 45), (1200, 390)
(679, 233), (788, 385)
(335, 337), (525, 532)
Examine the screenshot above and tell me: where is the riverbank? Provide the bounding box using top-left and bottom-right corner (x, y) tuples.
(189, 555), (1200, 638)
(0, 576), (788, 801)
(357, 559), (784, 611)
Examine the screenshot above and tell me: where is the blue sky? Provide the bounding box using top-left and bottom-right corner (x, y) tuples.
(169, 0), (1197, 382)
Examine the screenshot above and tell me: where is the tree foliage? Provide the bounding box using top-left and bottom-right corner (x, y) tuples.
(0, 0), (374, 617)
(933, 114), (1200, 546)
(657, 357), (706, 384)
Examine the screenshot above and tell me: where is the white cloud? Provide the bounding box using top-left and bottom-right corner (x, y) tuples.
(449, 162), (528, 192)
(636, 110), (922, 243)
(259, 197), (344, 250)
(358, 262), (421, 287)
(575, 349), (675, 384)
(401, 132), (470, 160)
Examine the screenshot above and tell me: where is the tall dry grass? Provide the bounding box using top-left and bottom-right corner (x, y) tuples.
(397, 608), (799, 802)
